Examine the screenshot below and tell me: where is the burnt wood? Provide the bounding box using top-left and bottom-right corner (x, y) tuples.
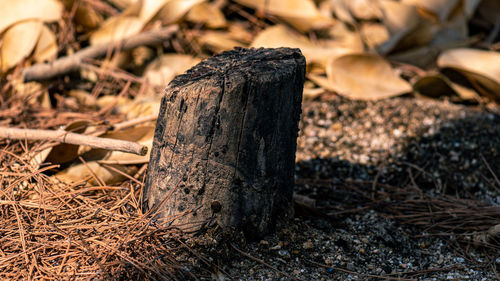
(143, 47), (305, 239)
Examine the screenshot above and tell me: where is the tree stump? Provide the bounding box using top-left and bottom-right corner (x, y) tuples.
(143, 47), (305, 240)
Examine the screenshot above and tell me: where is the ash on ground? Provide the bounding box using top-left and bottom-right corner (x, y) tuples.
(183, 96), (500, 280)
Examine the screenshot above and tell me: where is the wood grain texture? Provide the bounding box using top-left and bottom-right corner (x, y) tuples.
(143, 47), (305, 239)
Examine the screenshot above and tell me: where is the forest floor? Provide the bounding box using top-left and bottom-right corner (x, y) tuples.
(181, 95), (500, 280)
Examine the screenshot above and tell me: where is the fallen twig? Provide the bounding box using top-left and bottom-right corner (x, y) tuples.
(22, 25), (179, 82)
(0, 127), (147, 155)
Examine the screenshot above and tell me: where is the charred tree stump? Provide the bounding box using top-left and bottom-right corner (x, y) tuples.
(143, 47), (305, 239)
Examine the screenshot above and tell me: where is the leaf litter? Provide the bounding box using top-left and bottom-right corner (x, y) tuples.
(0, 0), (499, 279)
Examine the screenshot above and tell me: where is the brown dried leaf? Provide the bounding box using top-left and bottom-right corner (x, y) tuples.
(55, 161), (138, 185)
(144, 54), (201, 86)
(1, 20), (42, 72)
(413, 74), (479, 100)
(0, 0), (62, 34)
(30, 120), (92, 168)
(55, 125), (154, 184)
(251, 25), (359, 67)
(197, 31), (247, 53)
(98, 125), (155, 164)
(234, 0), (333, 31)
(345, 0), (382, 20)
(90, 16), (144, 45)
(139, 0), (170, 22)
(325, 53), (412, 100)
(378, 1), (446, 55)
(186, 2), (226, 28)
(320, 0), (355, 25)
(67, 0), (104, 28)
(156, 0), (204, 25)
(33, 24), (57, 63)
(360, 23), (390, 50)
(437, 48), (500, 101)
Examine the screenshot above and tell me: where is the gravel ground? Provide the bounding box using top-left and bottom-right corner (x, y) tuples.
(181, 96), (500, 280)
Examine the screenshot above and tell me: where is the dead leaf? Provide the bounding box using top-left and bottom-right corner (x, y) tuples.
(12, 79), (49, 106)
(197, 31), (247, 53)
(308, 73), (337, 92)
(437, 48), (500, 101)
(107, 0), (138, 10)
(62, 0), (104, 28)
(55, 125), (154, 184)
(186, 2), (227, 28)
(360, 22), (390, 50)
(325, 53), (412, 100)
(251, 25), (359, 67)
(90, 16), (144, 45)
(1, 20), (43, 72)
(156, 0), (204, 25)
(139, 0), (169, 22)
(68, 90), (98, 108)
(388, 6), (469, 68)
(33, 24), (58, 63)
(97, 125), (155, 164)
(0, 0), (62, 34)
(234, 0), (333, 31)
(144, 54), (201, 86)
(328, 22), (365, 52)
(413, 74), (479, 100)
(388, 45), (441, 69)
(30, 120), (93, 168)
(102, 95), (161, 119)
(345, 0), (382, 20)
(55, 161), (138, 185)
(377, 0), (421, 54)
(320, 0), (355, 25)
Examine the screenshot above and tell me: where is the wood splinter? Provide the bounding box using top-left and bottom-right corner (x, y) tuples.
(144, 47), (305, 240)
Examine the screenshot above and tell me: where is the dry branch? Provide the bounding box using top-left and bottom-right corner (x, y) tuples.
(22, 25), (179, 82)
(0, 127), (147, 155)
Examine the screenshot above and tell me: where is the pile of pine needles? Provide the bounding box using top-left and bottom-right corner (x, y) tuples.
(0, 142), (198, 280)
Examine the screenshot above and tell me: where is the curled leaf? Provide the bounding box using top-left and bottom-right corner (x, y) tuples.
(252, 25), (358, 67)
(156, 0), (204, 25)
(186, 2), (226, 28)
(90, 16), (144, 45)
(144, 54), (201, 86)
(377, 0), (422, 54)
(33, 24), (57, 63)
(1, 20), (42, 71)
(325, 53), (412, 100)
(0, 0), (62, 34)
(140, 0), (170, 22)
(413, 74), (479, 100)
(197, 31), (247, 53)
(437, 48), (500, 101)
(234, 0), (333, 31)
(346, 0), (382, 20)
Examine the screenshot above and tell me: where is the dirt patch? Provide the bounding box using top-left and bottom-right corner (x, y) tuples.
(181, 96), (500, 280)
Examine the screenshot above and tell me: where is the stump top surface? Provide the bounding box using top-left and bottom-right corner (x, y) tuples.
(169, 47), (304, 89)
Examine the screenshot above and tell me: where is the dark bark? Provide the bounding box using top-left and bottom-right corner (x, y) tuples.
(143, 47), (305, 240)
